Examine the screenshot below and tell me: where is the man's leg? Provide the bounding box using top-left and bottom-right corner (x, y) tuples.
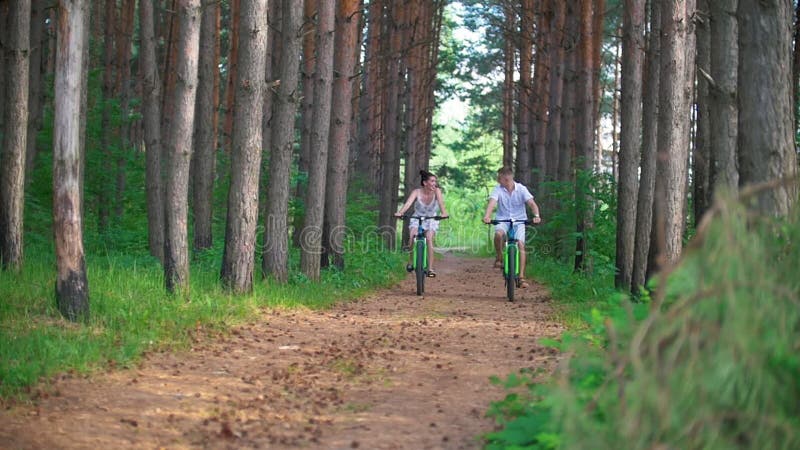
(494, 230), (505, 265)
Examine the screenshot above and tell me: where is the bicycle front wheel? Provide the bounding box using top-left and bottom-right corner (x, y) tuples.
(415, 240), (426, 296)
(506, 244), (516, 302)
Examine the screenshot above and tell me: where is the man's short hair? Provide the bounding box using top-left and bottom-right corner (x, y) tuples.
(497, 167), (514, 177)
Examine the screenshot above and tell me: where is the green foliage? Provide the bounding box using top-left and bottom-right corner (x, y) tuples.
(485, 199), (800, 449)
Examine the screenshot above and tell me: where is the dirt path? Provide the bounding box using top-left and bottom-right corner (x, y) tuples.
(0, 255), (563, 449)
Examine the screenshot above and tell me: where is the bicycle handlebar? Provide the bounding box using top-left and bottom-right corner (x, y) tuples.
(489, 218), (533, 225)
(398, 214), (449, 221)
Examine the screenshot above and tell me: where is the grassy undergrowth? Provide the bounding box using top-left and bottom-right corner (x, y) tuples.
(484, 199), (800, 449)
(0, 242), (404, 399)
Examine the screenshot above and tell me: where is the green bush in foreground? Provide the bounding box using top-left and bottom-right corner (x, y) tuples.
(486, 200), (800, 449)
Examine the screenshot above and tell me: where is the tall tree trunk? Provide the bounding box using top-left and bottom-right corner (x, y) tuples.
(693, 0), (711, 222)
(355, 0), (384, 189)
(25, 0), (45, 184)
(516, 0), (534, 185)
(709, 0), (739, 195)
(220, 0), (268, 293)
(54, 0), (90, 321)
(222, 0), (240, 153)
(793, 0), (800, 131)
(192, 0), (220, 251)
(615, 0), (645, 290)
(299, 0), (335, 281)
(632, 0), (661, 292)
(502, 1), (515, 169)
(377, 2), (403, 248)
(322, 0), (361, 270)
(544, 0), (567, 185)
(574, 0), (596, 273)
(139, 0), (165, 262)
(98, 0), (116, 233)
(113, 0), (135, 223)
(163, 0), (201, 294)
(531, 0), (552, 193)
(653, 0), (696, 267)
(293, 0), (318, 247)
(263, 0), (303, 283)
(1, 0), (31, 271)
(737, 0), (798, 215)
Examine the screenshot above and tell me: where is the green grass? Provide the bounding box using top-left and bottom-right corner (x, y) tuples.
(0, 242), (404, 399)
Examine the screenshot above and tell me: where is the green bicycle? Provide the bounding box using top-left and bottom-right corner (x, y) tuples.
(489, 218), (532, 302)
(400, 214), (447, 296)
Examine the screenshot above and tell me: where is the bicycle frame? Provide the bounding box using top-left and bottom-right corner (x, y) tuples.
(401, 215), (447, 296)
(490, 218), (531, 301)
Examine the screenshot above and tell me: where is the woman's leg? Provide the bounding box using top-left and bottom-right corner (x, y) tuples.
(426, 230), (435, 271)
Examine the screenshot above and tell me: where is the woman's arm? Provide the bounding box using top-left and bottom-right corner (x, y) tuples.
(395, 189), (419, 216)
(436, 188), (448, 216)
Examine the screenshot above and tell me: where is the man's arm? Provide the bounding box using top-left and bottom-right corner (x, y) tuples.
(483, 198), (498, 224)
(527, 198), (541, 224)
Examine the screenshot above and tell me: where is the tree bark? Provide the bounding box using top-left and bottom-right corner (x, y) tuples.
(515, 0), (534, 186)
(293, 0), (317, 245)
(163, 0), (201, 294)
(25, 0), (45, 184)
(615, 0), (645, 290)
(653, 0), (696, 267)
(693, 0), (711, 222)
(355, 0), (384, 190)
(299, 0), (335, 281)
(263, 0), (303, 283)
(532, 0), (552, 193)
(1, 0), (31, 271)
(632, 0), (661, 292)
(502, 2), (515, 169)
(191, 0), (220, 251)
(222, 0), (240, 153)
(220, 0), (268, 293)
(709, 0), (739, 195)
(737, 0), (798, 215)
(97, 0), (116, 233)
(574, 0), (596, 273)
(322, 0), (361, 270)
(54, 0), (90, 321)
(544, 0), (568, 185)
(139, 0), (165, 262)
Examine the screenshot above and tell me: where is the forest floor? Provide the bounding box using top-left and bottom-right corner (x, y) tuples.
(0, 254), (563, 450)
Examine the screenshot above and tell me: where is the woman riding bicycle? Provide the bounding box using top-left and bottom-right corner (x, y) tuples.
(394, 170), (449, 277)
(482, 167), (542, 288)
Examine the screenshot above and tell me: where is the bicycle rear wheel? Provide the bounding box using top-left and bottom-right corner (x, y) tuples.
(415, 240), (426, 296)
(506, 244), (516, 302)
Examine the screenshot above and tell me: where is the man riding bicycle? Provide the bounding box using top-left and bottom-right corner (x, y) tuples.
(482, 167), (542, 288)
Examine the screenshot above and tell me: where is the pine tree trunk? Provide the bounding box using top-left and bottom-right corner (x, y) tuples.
(531, 0), (551, 192)
(220, 0), (268, 293)
(502, 2), (515, 169)
(322, 0), (361, 270)
(191, 0), (220, 251)
(544, 0), (567, 185)
(653, 0), (696, 267)
(222, 0), (240, 153)
(263, 0), (303, 283)
(25, 0), (45, 184)
(632, 0), (661, 292)
(693, 0), (711, 222)
(615, 0), (645, 290)
(54, 0), (90, 321)
(163, 0), (201, 294)
(1, 0), (31, 271)
(299, 0), (335, 281)
(515, 0), (534, 185)
(355, 0), (384, 190)
(709, 0), (739, 195)
(139, 0), (165, 262)
(574, 0), (596, 273)
(737, 0), (798, 215)
(113, 0), (135, 223)
(97, 0), (116, 233)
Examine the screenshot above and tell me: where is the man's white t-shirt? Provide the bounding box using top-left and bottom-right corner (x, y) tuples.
(489, 182), (534, 220)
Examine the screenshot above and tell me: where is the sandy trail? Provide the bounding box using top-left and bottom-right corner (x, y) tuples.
(0, 254), (563, 449)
